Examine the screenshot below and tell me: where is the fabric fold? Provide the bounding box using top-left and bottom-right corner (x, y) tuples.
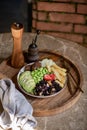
(0, 78), (37, 130)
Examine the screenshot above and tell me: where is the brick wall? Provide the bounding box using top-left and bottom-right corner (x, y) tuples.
(32, 0), (87, 47)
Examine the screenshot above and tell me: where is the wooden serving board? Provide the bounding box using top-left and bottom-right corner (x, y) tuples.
(0, 50), (83, 117)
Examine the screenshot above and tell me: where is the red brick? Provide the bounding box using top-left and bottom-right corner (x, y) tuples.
(52, 0), (87, 2)
(49, 13), (85, 24)
(32, 20), (36, 28)
(38, 12), (47, 21)
(74, 25), (87, 34)
(52, 0), (71, 2)
(77, 4), (87, 14)
(37, 22), (72, 32)
(48, 32), (83, 43)
(32, 11), (37, 19)
(71, 0), (87, 3)
(32, 3), (37, 9)
(37, 2), (75, 13)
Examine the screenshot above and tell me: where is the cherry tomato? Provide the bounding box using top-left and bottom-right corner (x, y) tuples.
(44, 74), (55, 81)
(50, 74), (55, 79)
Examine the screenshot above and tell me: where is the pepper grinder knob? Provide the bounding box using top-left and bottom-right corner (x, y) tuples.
(11, 22), (24, 68)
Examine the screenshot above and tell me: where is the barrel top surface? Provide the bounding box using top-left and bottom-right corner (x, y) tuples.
(0, 33), (87, 129)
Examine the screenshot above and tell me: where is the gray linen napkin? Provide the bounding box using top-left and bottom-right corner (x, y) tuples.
(0, 78), (37, 130)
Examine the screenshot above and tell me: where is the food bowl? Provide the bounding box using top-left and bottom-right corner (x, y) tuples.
(17, 59), (67, 98)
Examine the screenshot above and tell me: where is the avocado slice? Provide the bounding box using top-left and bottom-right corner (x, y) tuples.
(19, 71), (36, 94)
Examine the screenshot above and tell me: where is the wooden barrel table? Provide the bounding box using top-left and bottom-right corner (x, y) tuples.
(0, 50), (83, 117)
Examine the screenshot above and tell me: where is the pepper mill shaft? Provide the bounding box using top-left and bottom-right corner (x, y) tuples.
(11, 23), (24, 68)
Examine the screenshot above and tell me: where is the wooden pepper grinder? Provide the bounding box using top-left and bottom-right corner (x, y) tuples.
(11, 22), (24, 68)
